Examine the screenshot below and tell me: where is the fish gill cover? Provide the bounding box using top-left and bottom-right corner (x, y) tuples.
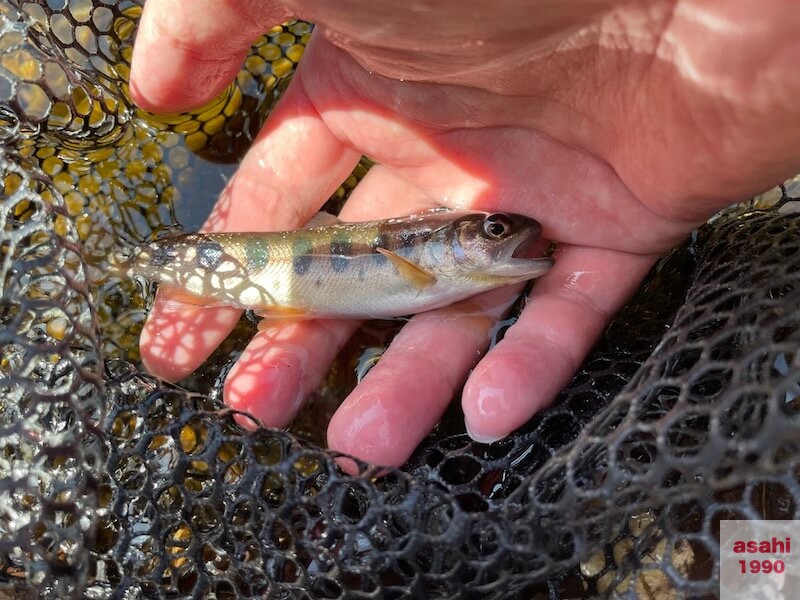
(0, 0), (799, 598)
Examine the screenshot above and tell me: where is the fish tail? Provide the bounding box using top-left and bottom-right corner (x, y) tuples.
(105, 224), (184, 280)
(107, 248), (133, 277)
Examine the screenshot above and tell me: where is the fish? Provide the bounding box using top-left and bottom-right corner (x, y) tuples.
(121, 209), (554, 319)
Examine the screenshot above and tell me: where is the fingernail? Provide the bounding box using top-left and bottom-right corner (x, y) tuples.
(465, 422), (506, 444)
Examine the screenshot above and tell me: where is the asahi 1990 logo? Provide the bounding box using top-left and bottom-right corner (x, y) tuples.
(733, 534), (789, 576)
(720, 521), (799, 599)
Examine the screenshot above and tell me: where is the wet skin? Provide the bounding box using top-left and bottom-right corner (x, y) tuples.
(131, 0), (800, 470)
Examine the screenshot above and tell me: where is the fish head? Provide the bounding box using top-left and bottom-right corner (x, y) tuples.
(439, 212), (554, 283)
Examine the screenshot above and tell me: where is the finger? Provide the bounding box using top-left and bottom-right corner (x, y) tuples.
(130, 0), (289, 112)
(461, 245), (659, 442)
(225, 163), (441, 427)
(139, 302), (243, 382)
(326, 284), (530, 471)
(140, 72), (361, 380)
(226, 318), (357, 427)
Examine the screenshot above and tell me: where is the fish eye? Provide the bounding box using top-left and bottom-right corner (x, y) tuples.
(482, 214), (512, 239)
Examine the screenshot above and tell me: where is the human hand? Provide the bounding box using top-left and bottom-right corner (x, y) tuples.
(130, 0), (800, 468)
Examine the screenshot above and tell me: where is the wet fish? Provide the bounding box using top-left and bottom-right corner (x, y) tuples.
(123, 210), (553, 319)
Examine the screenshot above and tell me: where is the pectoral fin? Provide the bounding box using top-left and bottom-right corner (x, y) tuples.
(376, 247), (437, 290)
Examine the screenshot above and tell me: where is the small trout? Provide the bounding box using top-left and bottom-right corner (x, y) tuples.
(124, 210), (553, 319)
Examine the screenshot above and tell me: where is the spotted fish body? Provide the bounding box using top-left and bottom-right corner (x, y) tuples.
(126, 210), (553, 319)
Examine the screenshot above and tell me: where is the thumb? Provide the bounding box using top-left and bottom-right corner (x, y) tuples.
(130, 0), (291, 112)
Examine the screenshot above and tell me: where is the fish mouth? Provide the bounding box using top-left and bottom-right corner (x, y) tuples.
(507, 222), (542, 260)
(487, 222), (553, 280)
(511, 235), (536, 259)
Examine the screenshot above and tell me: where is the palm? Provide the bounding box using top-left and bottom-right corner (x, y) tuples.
(132, 0), (800, 468)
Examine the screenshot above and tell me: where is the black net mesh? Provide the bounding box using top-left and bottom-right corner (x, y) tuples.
(2, 1), (800, 598)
